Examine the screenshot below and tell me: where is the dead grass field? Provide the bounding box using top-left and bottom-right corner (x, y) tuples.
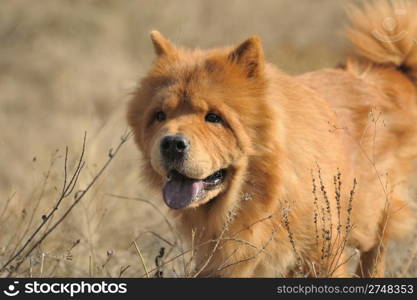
(0, 0), (416, 277)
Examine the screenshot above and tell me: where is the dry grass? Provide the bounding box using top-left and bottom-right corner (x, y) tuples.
(0, 0), (416, 277)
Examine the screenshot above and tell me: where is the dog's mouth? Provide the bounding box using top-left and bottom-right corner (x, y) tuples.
(162, 169), (227, 210)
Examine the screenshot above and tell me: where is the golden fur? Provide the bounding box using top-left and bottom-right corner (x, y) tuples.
(127, 1), (417, 277)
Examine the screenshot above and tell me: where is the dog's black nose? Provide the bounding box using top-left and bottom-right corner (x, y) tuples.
(160, 135), (190, 160)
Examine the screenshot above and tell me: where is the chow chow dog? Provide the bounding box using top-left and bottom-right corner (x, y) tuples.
(128, 1), (417, 277)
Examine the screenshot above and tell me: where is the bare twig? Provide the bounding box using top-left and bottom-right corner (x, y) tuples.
(207, 222), (280, 277)
(1, 132), (130, 276)
(9, 152), (58, 261)
(106, 194), (180, 249)
(118, 265), (130, 278)
(0, 192), (16, 223)
(0, 133), (87, 274)
(133, 240), (149, 278)
(192, 225), (228, 277)
(137, 213), (278, 278)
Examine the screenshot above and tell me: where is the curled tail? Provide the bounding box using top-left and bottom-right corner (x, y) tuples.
(346, 1), (417, 243)
(346, 0), (417, 81)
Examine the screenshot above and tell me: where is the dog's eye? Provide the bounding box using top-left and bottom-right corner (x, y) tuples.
(205, 113), (222, 123)
(155, 111), (166, 122)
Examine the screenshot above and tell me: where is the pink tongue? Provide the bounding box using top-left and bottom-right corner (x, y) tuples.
(163, 173), (205, 209)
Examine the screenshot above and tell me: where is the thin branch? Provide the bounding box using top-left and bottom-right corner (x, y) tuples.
(1, 132), (130, 276)
(192, 225), (228, 278)
(137, 213), (278, 278)
(0, 192), (16, 223)
(9, 152), (58, 261)
(0, 133), (87, 273)
(133, 240), (149, 278)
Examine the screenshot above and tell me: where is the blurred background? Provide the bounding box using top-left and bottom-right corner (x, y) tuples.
(0, 0), (416, 277)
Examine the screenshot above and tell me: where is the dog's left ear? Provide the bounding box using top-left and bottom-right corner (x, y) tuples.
(228, 36), (264, 78)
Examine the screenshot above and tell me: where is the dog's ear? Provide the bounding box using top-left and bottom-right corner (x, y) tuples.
(150, 31), (175, 57)
(228, 36), (264, 78)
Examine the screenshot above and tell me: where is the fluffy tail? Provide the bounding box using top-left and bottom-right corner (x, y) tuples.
(346, 0), (417, 81)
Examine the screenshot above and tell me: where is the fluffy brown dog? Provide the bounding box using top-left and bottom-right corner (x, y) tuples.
(128, 1), (417, 277)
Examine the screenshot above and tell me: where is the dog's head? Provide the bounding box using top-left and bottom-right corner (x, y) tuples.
(128, 31), (269, 210)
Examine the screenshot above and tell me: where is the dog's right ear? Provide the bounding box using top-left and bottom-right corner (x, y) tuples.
(150, 31), (175, 57)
